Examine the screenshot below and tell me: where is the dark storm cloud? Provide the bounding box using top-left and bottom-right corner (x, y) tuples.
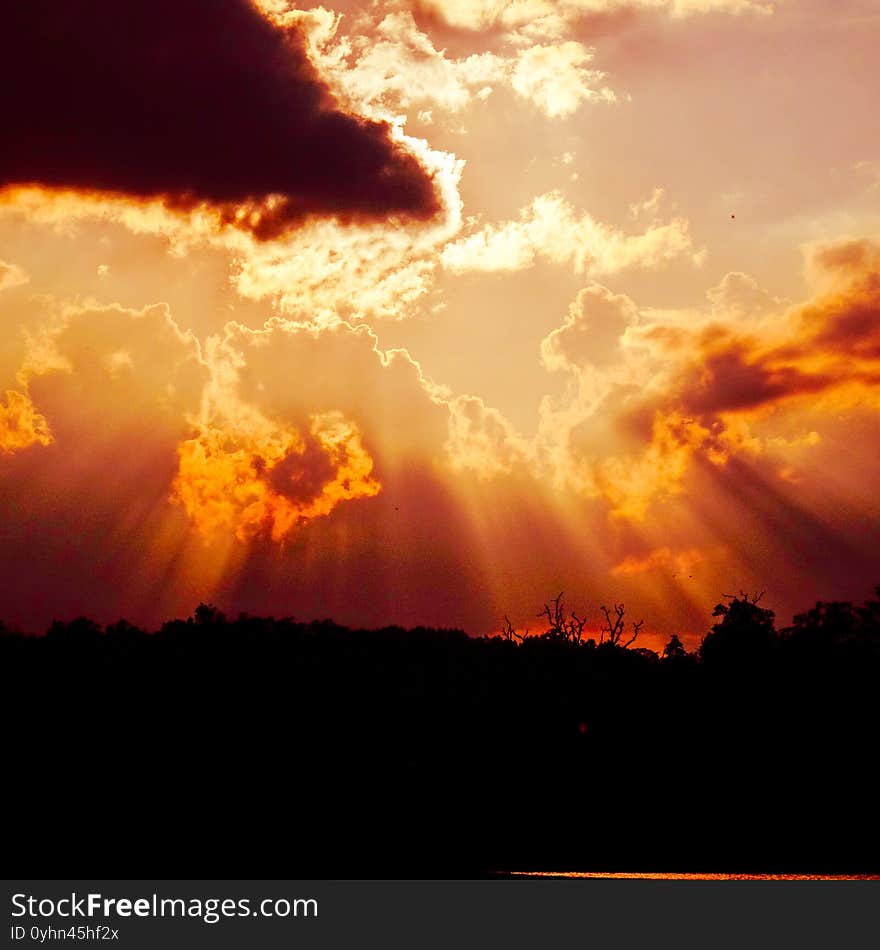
(0, 1), (439, 238)
(805, 280), (880, 361)
(263, 436), (338, 506)
(612, 239), (880, 466)
(678, 344), (834, 416)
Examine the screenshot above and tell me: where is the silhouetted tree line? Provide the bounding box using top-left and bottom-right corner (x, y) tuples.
(2, 588), (878, 878)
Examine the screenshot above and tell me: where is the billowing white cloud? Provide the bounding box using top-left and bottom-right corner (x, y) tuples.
(414, 0), (772, 34)
(511, 42), (615, 118)
(445, 394), (533, 477)
(441, 191), (702, 276)
(0, 121), (465, 325)
(266, 7), (502, 119)
(287, 7), (616, 121)
(706, 271), (786, 321)
(541, 283), (639, 372)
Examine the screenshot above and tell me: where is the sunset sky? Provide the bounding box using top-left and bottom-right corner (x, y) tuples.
(2, 0), (879, 647)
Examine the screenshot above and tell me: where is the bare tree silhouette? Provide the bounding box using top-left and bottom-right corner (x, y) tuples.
(502, 615), (530, 644)
(538, 592), (589, 644)
(599, 602), (643, 648)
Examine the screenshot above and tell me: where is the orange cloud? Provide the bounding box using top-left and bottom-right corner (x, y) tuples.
(166, 315), (461, 542)
(611, 545), (705, 576)
(665, 243), (880, 417)
(0, 389), (53, 454)
(173, 411), (381, 543)
(600, 239), (880, 517)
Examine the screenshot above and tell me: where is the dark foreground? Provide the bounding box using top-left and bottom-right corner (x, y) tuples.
(2, 591), (878, 877)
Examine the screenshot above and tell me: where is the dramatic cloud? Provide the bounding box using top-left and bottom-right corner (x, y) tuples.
(541, 283), (639, 372)
(510, 42), (615, 117)
(294, 10), (505, 115)
(205, 318), (451, 460)
(611, 545), (705, 576)
(162, 314), (455, 538)
(706, 271), (786, 321)
(0, 389), (52, 454)
(281, 8), (616, 121)
(1, 1), (439, 239)
(441, 192), (700, 275)
(445, 394), (532, 477)
(229, 153), (463, 320)
(0, 137), (463, 324)
(173, 411), (381, 543)
(652, 244), (880, 418)
(2, 0), (877, 642)
(171, 315), (538, 537)
(520, 240), (880, 526)
(592, 241), (880, 516)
